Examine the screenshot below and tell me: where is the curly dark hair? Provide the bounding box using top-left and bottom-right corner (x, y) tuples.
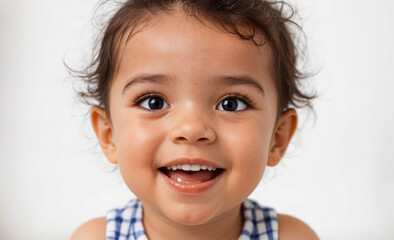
(70, 0), (315, 116)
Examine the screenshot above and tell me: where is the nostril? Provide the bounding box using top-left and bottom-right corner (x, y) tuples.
(175, 136), (188, 142)
(174, 136), (210, 143)
(197, 137), (209, 142)
(170, 123), (216, 144)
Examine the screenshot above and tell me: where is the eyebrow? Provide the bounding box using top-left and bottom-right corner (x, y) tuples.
(122, 74), (170, 95)
(217, 75), (265, 97)
(122, 73), (265, 96)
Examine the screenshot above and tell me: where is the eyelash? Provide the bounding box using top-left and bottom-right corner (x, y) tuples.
(131, 90), (255, 110)
(220, 92), (255, 109)
(132, 90), (164, 106)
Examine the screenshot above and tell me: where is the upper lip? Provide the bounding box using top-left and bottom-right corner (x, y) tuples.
(159, 158), (224, 169)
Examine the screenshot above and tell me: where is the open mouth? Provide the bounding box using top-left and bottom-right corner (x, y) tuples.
(159, 164), (224, 184)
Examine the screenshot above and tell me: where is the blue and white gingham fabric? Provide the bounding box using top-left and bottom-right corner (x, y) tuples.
(106, 198), (278, 240)
(239, 199), (278, 240)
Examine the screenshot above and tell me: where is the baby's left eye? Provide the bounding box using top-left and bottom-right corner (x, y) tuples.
(217, 97), (247, 112)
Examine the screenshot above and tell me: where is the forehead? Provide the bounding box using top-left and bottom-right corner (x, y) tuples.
(113, 13), (275, 93)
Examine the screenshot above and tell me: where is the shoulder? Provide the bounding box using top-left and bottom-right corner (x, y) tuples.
(277, 214), (319, 240)
(70, 217), (106, 240)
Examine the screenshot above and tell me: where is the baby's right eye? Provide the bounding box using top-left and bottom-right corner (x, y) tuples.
(137, 96), (169, 111)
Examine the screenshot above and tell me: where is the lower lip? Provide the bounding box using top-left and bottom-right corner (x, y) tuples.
(159, 170), (224, 194)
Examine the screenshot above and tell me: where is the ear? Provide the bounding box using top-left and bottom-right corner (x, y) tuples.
(91, 106), (118, 164)
(267, 109), (298, 167)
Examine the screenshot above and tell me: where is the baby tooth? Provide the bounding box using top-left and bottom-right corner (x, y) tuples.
(182, 164), (191, 171)
(191, 165), (200, 171)
(166, 164), (218, 172)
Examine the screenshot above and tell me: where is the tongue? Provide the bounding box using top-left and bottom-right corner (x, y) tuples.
(167, 170), (215, 183)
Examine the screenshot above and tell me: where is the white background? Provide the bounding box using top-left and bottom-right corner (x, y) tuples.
(1, 0), (393, 239)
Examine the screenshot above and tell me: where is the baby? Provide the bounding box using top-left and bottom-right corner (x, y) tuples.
(71, 0), (318, 239)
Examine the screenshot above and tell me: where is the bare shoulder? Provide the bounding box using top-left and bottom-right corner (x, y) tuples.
(70, 217), (106, 240)
(277, 214), (319, 240)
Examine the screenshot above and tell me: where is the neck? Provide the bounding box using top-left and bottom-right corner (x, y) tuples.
(142, 203), (244, 240)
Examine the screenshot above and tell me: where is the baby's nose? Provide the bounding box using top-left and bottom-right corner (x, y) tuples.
(169, 108), (216, 145)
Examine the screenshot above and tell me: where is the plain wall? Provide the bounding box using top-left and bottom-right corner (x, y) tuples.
(1, 0), (393, 239)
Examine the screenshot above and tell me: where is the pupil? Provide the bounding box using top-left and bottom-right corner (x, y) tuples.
(222, 98), (237, 111)
(149, 98), (164, 109)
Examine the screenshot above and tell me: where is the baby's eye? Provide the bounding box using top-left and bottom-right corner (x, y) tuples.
(139, 96), (169, 110)
(217, 97), (247, 112)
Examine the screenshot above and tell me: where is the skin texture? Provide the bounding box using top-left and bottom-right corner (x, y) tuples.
(71, 12), (318, 240)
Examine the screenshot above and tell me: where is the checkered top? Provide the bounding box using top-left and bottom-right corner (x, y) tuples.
(107, 198), (278, 240)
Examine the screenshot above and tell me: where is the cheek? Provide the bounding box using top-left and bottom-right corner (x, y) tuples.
(114, 117), (165, 195)
(223, 118), (272, 163)
(221, 121), (272, 196)
(115, 116), (165, 158)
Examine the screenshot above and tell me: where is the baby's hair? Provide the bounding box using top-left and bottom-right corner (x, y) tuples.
(71, 0), (315, 116)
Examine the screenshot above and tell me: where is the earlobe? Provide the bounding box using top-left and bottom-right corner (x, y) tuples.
(268, 109), (298, 167)
(91, 106), (118, 164)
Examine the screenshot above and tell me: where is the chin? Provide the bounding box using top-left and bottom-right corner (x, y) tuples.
(164, 205), (217, 226)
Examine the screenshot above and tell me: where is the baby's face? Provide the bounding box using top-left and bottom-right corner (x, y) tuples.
(106, 13), (279, 225)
